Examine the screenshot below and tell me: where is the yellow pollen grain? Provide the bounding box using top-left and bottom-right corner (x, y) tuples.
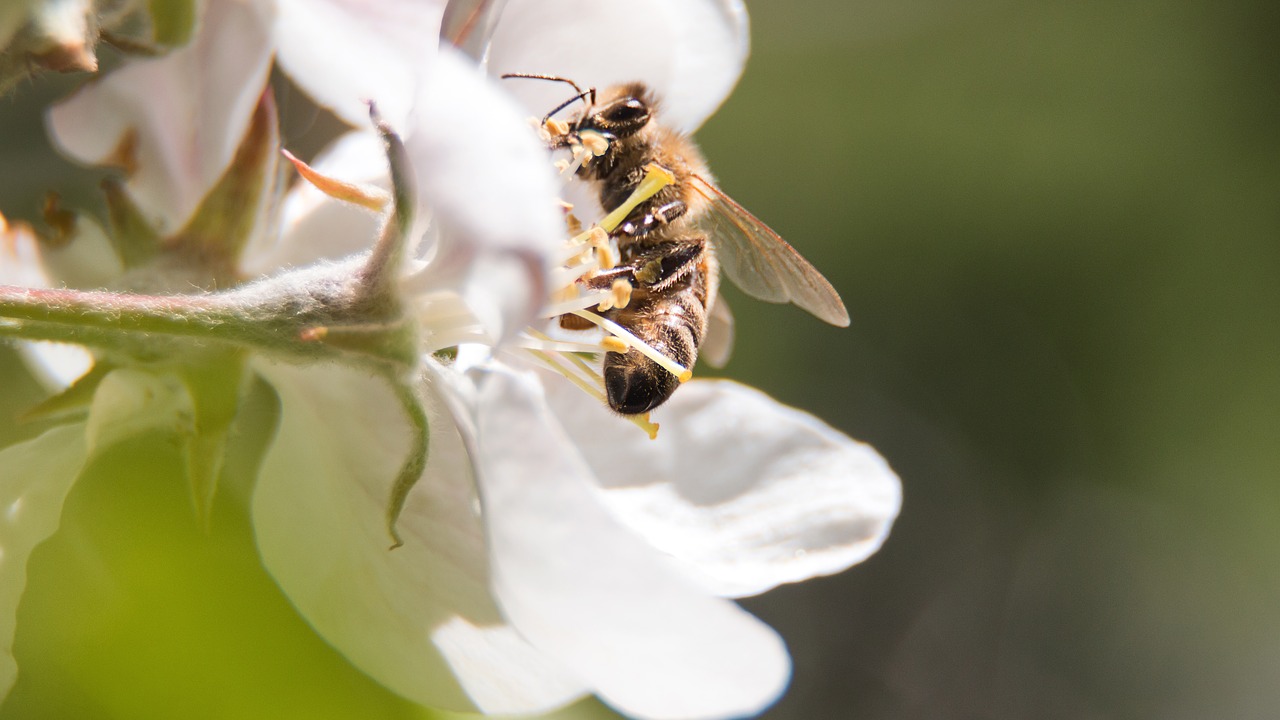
(638, 415), (659, 440)
(584, 227), (615, 269)
(546, 118), (571, 136)
(610, 279), (632, 309)
(601, 336), (629, 353)
(530, 117), (553, 143)
(586, 226), (609, 246)
(580, 130), (609, 157)
(595, 244), (616, 270)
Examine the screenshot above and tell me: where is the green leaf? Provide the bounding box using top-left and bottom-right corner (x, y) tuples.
(0, 423), (88, 700)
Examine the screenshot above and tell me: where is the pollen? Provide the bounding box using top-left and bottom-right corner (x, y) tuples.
(609, 278), (632, 309)
(600, 336), (628, 353)
(530, 116), (553, 143)
(545, 118), (571, 137)
(579, 130), (609, 157)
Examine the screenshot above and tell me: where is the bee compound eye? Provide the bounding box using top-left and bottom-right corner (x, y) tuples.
(605, 98), (648, 126)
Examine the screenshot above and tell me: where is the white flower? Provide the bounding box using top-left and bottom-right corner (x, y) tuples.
(1, 0), (901, 718)
(2, 0), (555, 704)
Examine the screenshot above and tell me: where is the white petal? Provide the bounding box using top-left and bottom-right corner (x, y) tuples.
(14, 343), (94, 393)
(0, 423), (88, 700)
(0, 218), (48, 288)
(46, 0), (275, 234)
(31, 216), (123, 290)
(274, 0), (445, 128)
(401, 48), (562, 343)
(475, 367), (791, 720)
(251, 360), (584, 714)
(543, 376), (903, 598)
(243, 130), (388, 275)
(486, 0), (749, 132)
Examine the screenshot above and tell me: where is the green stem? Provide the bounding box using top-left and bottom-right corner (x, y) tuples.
(0, 318), (142, 352)
(0, 284), (414, 369)
(0, 286), (230, 336)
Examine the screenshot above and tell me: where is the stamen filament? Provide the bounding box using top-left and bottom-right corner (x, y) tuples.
(525, 329), (602, 378)
(599, 164), (676, 233)
(544, 289), (612, 318)
(569, 309), (692, 382)
(525, 348), (659, 440)
(551, 258), (600, 289)
(517, 336), (605, 354)
(527, 349), (605, 402)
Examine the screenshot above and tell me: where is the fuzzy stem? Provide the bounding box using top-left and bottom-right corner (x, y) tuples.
(0, 317), (143, 351)
(0, 284), (414, 368)
(0, 285), (232, 336)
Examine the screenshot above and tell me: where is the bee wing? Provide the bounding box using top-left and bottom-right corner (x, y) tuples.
(691, 174), (850, 327)
(701, 295), (735, 368)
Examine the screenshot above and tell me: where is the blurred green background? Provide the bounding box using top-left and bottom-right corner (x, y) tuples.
(3, 0), (1279, 717)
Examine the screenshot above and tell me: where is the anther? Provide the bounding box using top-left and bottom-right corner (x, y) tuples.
(609, 279), (632, 309)
(580, 130), (609, 157)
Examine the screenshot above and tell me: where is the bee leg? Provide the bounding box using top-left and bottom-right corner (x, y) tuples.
(618, 200), (688, 238)
(560, 266), (639, 330)
(635, 237), (706, 291)
(580, 265), (637, 290)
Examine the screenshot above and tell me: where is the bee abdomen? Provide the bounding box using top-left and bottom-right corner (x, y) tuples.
(603, 291), (706, 415)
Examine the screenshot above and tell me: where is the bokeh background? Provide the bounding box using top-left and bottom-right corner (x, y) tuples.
(3, 0), (1279, 718)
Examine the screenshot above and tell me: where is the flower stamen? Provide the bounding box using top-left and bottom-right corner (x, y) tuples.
(568, 308), (692, 382)
(522, 329), (659, 439)
(518, 151), (685, 437)
(599, 163), (675, 233)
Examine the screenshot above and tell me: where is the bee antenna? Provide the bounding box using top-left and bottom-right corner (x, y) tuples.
(500, 73), (597, 123)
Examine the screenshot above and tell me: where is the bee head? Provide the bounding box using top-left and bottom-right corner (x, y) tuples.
(583, 95), (651, 139)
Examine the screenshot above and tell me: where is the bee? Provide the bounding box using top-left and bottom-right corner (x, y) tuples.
(507, 75), (850, 414)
